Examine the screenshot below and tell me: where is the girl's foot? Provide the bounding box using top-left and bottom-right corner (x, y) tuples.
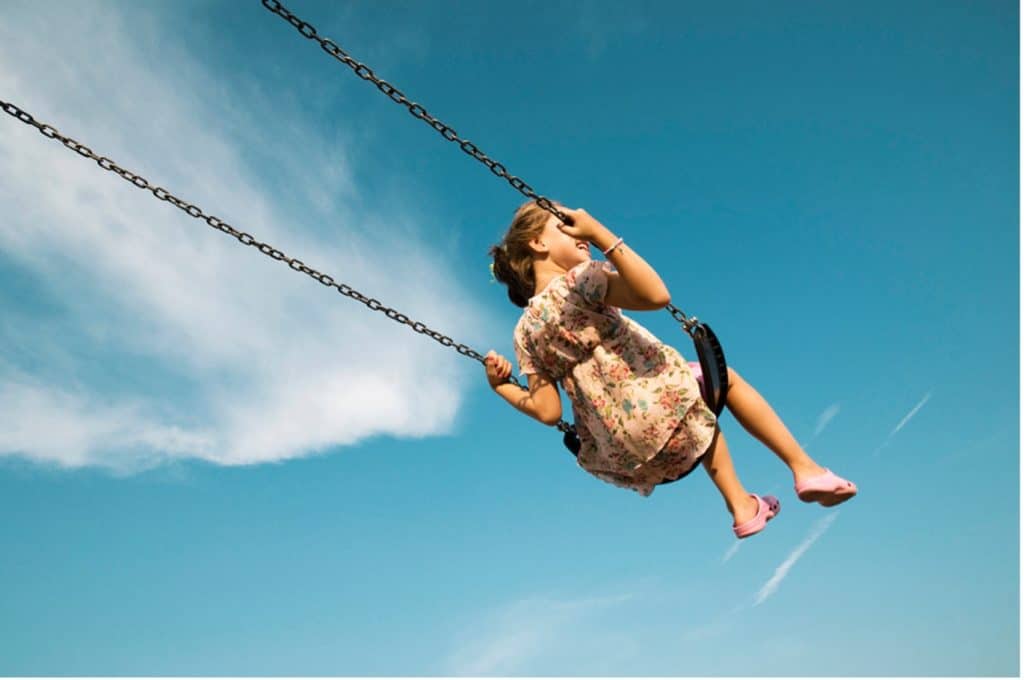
(792, 461), (829, 488)
(794, 468), (858, 507)
(733, 494), (781, 539)
(731, 494), (761, 526)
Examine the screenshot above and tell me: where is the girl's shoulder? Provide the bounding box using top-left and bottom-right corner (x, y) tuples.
(566, 258), (609, 282)
(533, 260), (609, 303)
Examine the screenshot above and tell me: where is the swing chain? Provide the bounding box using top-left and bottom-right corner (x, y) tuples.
(260, 0), (701, 338)
(259, 0), (569, 225)
(0, 98), (556, 419)
(667, 307), (700, 334)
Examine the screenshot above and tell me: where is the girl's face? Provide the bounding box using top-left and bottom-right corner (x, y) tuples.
(532, 213), (591, 271)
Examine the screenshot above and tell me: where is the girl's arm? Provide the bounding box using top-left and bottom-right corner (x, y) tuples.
(591, 223), (671, 306)
(491, 374), (561, 425)
(557, 209), (669, 305)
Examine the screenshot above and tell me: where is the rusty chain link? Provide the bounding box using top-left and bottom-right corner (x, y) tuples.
(0, 98), (580, 435)
(259, 0), (702, 335)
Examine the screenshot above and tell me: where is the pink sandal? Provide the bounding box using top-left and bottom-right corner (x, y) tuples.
(733, 494), (780, 539)
(795, 468), (857, 507)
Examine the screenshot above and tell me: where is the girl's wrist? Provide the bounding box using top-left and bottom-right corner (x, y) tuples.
(603, 236), (624, 256)
(590, 225), (619, 253)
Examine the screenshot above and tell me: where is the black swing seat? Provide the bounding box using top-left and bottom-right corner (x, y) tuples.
(692, 321), (730, 417)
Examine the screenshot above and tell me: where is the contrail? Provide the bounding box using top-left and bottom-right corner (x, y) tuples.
(722, 541), (741, 564)
(873, 391), (932, 457)
(891, 392), (931, 435)
(754, 513), (838, 606)
(813, 403), (841, 438)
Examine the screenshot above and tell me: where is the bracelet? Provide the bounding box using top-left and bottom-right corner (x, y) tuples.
(603, 236), (624, 256)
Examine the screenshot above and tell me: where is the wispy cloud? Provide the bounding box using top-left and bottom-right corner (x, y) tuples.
(891, 392), (932, 435)
(446, 593), (634, 675)
(721, 540), (742, 564)
(813, 403), (841, 437)
(872, 392), (932, 456)
(680, 601), (746, 644)
(0, 1), (496, 473)
(798, 402), (841, 451)
(680, 617), (731, 643)
(0, 370), (214, 474)
(937, 427), (1014, 466)
(572, 3), (649, 60)
(753, 513), (838, 606)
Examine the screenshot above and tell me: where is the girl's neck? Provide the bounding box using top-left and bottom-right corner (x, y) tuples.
(532, 263), (568, 298)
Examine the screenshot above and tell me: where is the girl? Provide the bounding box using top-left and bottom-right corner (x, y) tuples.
(485, 200), (857, 539)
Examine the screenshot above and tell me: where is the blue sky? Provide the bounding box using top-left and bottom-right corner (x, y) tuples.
(0, 0), (1018, 675)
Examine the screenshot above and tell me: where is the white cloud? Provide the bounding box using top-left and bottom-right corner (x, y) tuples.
(446, 593), (633, 675)
(871, 391), (932, 456)
(572, 2), (649, 60)
(813, 402), (841, 437)
(891, 392), (931, 435)
(680, 618), (730, 643)
(679, 602), (746, 644)
(753, 513), (838, 606)
(721, 540), (741, 564)
(0, 1), (497, 472)
(0, 370), (214, 473)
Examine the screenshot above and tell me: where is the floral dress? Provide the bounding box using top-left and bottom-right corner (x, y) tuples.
(513, 259), (718, 496)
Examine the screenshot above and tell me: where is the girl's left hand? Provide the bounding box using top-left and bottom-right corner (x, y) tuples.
(484, 349), (512, 388)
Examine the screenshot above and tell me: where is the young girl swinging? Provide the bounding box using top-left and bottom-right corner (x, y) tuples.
(485, 201), (857, 539)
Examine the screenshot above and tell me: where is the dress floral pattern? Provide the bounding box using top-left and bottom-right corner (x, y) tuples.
(513, 259), (718, 496)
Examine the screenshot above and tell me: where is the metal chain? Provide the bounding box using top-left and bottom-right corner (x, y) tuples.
(259, 0), (701, 335)
(0, 98), (575, 436)
(259, 0), (567, 222)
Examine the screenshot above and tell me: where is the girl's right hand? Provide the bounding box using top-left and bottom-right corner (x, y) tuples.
(556, 207), (606, 243)
(484, 349), (512, 389)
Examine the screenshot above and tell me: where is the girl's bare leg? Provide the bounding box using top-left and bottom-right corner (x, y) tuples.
(723, 368), (828, 485)
(700, 427), (761, 526)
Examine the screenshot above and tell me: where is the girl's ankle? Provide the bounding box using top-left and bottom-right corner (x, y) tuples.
(791, 461), (827, 481)
(730, 494), (759, 524)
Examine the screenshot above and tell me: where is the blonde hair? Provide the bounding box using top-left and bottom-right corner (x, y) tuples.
(488, 199), (563, 308)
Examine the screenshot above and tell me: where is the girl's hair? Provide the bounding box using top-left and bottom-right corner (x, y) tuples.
(488, 199), (563, 308)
